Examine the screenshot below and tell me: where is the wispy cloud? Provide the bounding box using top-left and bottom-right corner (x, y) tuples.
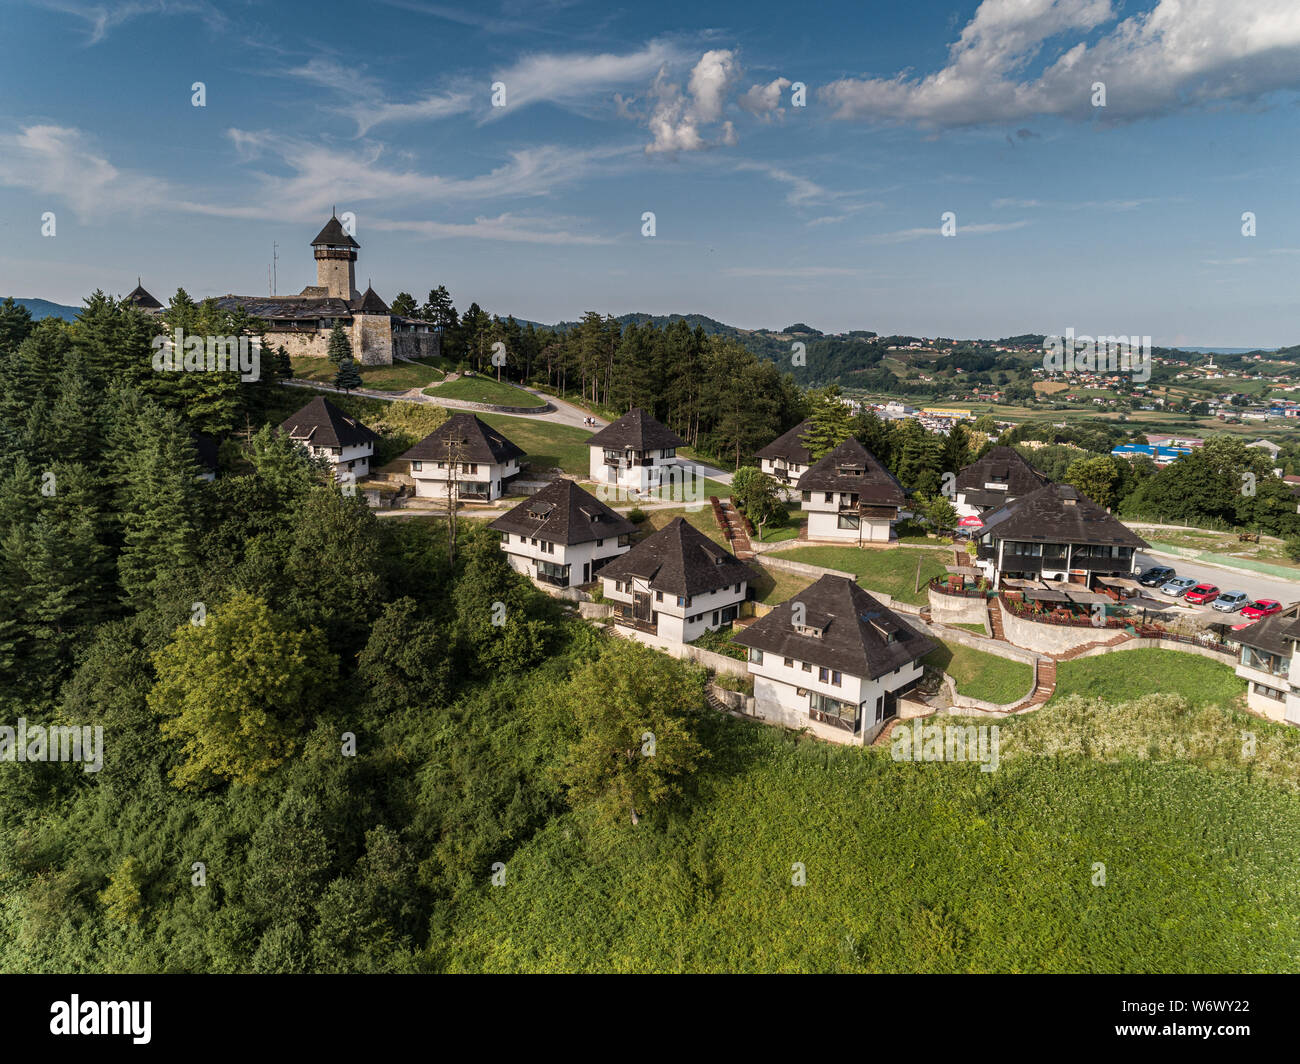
(867, 220), (1029, 244)
(31, 0), (226, 45)
(371, 213), (613, 245)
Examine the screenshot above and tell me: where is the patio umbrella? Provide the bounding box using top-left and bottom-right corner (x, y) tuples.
(958, 515), (984, 528)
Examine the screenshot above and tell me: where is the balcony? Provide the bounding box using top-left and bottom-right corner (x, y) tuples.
(809, 708), (856, 732)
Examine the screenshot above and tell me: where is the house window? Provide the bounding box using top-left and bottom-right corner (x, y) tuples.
(819, 667), (829, 682)
(655, 591), (663, 602)
(411, 460), (423, 472)
(617, 534), (631, 547)
(809, 692), (855, 723)
(831, 670), (842, 686)
(597, 538), (605, 547)
(824, 492), (834, 503)
(1252, 682), (1285, 702)
(733, 583), (740, 593)
(802, 491), (811, 502)
(712, 611), (719, 625)
(837, 514), (860, 530)
(748, 648), (763, 664)
(784, 657), (794, 667)
(801, 661), (812, 673)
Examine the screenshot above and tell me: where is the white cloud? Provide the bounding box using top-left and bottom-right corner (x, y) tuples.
(738, 77), (791, 118)
(867, 220), (1029, 243)
(821, 0), (1300, 127)
(33, 0), (226, 45)
(645, 49), (740, 153)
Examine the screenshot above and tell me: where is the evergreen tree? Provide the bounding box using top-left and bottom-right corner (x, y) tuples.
(327, 323), (353, 367)
(389, 292), (418, 318)
(334, 359), (362, 393)
(801, 385), (856, 459)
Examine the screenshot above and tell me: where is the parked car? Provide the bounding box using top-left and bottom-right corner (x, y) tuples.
(1183, 583), (1221, 606)
(1159, 577), (1198, 597)
(1211, 590), (1249, 612)
(1139, 566), (1176, 587)
(1240, 599), (1282, 620)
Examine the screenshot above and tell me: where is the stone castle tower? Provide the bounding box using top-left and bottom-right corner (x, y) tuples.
(306, 213), (360, 301)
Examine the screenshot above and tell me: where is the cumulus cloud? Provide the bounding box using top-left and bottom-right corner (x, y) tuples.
(738, 77), (791, 118)
(645, 49), (740, 153)
(821, 0), (1300, 127)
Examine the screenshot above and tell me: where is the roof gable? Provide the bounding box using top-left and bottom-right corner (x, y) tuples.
(598, 517), (751, 597)
(400, 413), (526, 466)
(979, 482), (1149, 548)
(587, 408), (685, 451)
(755, 419), (815, 464)
(279, 396), (378, 449)
(796, 438), (904, 503)
(488, 479), (637, 545)
(955, 446), (1048, 496)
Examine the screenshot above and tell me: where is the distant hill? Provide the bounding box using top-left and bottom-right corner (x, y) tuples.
(5, 297), (81, 321)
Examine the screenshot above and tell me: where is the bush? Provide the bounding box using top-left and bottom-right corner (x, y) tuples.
(627, 508), (647, 523)
(1286, 536), (1300, 563)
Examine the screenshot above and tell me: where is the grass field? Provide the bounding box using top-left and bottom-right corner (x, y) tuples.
(290, 357), (443, 392)
(748, 563), (815, 605)
(639, 506), (730, 547)
(1050, 648), (1245, 708)
(442, 696), (1300, 972)
(948, 621), (989, 635)
(424, 375), (547, 408)
(923, 640), (1034, 704)
(775, 545), (949, 605)
(475, 414), (591, 474)
(758, 514), (806, 543)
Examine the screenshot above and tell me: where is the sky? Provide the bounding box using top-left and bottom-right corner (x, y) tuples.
(2, 0), (1299, 346)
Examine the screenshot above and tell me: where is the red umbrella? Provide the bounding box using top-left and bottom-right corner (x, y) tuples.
(958, 515), (984, 528)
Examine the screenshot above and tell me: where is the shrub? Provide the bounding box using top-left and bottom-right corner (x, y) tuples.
(627, 508), (647, 523)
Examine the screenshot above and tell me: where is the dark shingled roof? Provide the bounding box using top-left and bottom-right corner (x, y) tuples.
(353, 286), (389, 315)
(597, 517), (752, 597)
(732, 575), (937, 679)
(214, 295), (354, 321)
(124, 283), (162, 310)
(311, 214), (360, 248)
(796, 437), (905, 504)
(401, 412), (525, 466)
(1233, 605), (1300, 657)
(489, 479), (636, 546)
(755, 419), (815, 464)
(280, 396), (378, 449)
(955, 446), (1048, 498)
(587, 408), (685, 451)
(978, 482), (1149, 548)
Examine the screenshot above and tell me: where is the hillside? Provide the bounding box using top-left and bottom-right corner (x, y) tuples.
(5, 297), (81, 321)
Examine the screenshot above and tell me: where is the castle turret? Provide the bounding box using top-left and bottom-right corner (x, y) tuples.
(310, 213), (360, 301)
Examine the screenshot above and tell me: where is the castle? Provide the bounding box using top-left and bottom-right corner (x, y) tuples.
(125, 214), (439, 366)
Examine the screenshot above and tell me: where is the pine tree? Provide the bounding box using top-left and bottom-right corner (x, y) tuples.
(390, 292), (417, 318)
(327, 323), (353, 367)
(802, 385), (855, 459)
(334, 359), (362, 393)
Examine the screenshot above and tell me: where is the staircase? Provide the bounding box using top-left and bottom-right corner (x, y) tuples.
(986, 598), (1007, 641)
(1016, 659), (1056, 709)
(718, 501), (755, 559)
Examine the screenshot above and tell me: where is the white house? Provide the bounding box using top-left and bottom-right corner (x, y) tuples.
(754, 418), (814, 486)
(280, 396), (378, 483)
(1232, 604), (1300, 726)
(797, 438), (905, 543)
(953, 446), (1049, 520)
(489, 479), (636, 589)
(586, 407), (685, 495)
(732, 575), (937, 745)
(401, 412), (524, 501)
(598, 517), (752, 646)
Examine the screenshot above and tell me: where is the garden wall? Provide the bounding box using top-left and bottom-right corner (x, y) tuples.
(999, 608), (1118, 656)
(610, 625), (749, 676)
(927, 588), (988, 626)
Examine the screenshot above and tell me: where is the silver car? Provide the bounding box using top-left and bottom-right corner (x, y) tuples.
(1212, 590), (1249, 612)
(1160, 577), (1198, 598)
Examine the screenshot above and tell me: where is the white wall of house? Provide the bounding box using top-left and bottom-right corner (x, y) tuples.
(589, 447), (679, 494)
(761, 457), (807, 484)
(410, 456), (519, 500)
(803, 496), (893, 543)
(500, 533), (630, 587)
(300, 440), (373, 482)
(1234, 657), (1299, 725)
(747, 652), (923, 745)
(601, 575), (747, 645)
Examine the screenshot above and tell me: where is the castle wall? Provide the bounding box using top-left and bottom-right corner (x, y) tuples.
(268, 331), (329, 359)
(392, 333), (441, 361)
(352, 314), (394, 366)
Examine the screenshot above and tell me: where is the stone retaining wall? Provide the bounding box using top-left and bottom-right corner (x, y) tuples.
(927, 587), (989, 626)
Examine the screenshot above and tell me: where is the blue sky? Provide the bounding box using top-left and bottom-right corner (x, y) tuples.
(2, 0), (1300, 345)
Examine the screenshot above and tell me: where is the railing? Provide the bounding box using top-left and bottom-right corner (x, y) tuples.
(999, 594), (1131, 629)
(1134, 626), (1238, 657)
(928, 577), (990, 598)
(810, 709), (856, 732)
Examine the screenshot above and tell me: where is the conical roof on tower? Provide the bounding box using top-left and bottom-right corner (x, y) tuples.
(311, 213), (360, 249)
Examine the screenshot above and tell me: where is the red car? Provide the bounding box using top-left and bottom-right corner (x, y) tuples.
(1240, 599), (1282, 620)
(1183, 583), (1220, 605)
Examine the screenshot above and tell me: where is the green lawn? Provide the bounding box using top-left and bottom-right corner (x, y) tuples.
(755, 514), (806, 543)
(444, 698), (1300, 972)
(923, 641), (1034, 704)
(1050, 648), (1246, 709)
(424, 375), (546, 408)
(775, 545), (949, 605)
(639, 507), (730, 547)
(476, 414), (591, 475)
(290, 357), (443, 392)
(948, 621), (989, 635)
(747, 563), (815, 605)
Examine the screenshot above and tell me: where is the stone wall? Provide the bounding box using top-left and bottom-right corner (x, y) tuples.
(999, 607), (1119, 655)
(927, 587), (989, 626)
(393, 332), (441, 361)
(352, 313), (393, 365)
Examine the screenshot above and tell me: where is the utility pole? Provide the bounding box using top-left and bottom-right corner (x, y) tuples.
(272, 242), (279, 296)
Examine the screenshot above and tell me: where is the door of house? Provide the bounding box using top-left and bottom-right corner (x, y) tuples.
(583, 561), (590, 583)
(875, 694), (885, 723)
(633, 591), (652, 622)
(883, 691), (898, 720)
